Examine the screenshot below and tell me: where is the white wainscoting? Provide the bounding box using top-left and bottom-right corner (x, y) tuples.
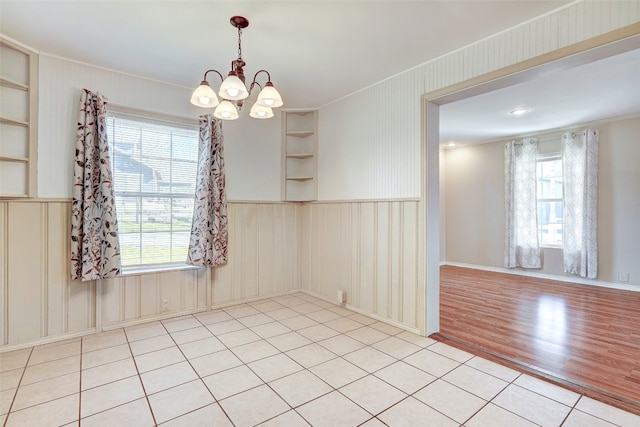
(299, 200), (423, 332)
(0, 201), (94, 348)
(1, 199), (423, 350)
(211, 202), (301, 305)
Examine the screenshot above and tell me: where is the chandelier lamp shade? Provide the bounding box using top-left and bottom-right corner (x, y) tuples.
(190, 16), (283, 120)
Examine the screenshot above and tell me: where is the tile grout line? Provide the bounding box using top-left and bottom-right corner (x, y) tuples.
(122, 327), (159, 427)
(238, 299), (414, 426)
(78, 338), (83, 425)
(166, 313), (236, 426)
(4, 294), (638, 427)
(2, 347), (33, 427)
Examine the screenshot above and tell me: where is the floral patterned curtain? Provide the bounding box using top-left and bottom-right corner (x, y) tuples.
(187, 114), (228, 267)
(71, 89), (121, 281)
(504, 138), (541, 269)
(562, 129), (598, 278)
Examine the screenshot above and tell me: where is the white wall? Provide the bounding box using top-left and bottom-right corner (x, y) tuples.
(318, 1), (640, 202)
(443, 117), (640, 286)
(37, 55), (281, 201)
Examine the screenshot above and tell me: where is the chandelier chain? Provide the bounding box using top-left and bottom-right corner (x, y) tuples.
(237, 27), (243, 60)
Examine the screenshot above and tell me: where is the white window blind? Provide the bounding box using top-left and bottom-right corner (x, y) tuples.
(107, 112), (199, 268)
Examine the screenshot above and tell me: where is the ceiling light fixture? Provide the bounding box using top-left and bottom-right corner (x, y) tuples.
(509, 108), (531, 116)
(190, 16), (283, 120)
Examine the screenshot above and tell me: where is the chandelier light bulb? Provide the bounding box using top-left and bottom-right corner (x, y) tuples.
(249, 103), (274, 119)
(256, 83), (283, 108)
(190, 81), (219, 108)
(219, 73), (249, 101)
(214, 100), (239, 120)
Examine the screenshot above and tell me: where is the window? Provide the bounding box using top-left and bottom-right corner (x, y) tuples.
(107, 112), (199, 268)
(537, 156), (563, 246)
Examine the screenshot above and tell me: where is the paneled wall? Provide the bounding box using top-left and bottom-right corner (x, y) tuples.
(0, 201), (301, 350)
(0, 198), (422, 349)
(211, 203), (300, 304)
(299, 201), (423, 332)
(101, 269), (208, 329)
(0, 201), (94, 347)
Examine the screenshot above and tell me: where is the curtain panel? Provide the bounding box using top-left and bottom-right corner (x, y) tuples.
(562, 129), (599, 278)
(187, 114), (228, 267)
(504, 138), (541, 269)
(71, 89), (121, 281)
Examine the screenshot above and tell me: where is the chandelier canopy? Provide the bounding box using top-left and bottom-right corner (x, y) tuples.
(190, 16), (283, 120)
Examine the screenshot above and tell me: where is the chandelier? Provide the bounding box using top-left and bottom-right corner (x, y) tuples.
(190, 16), (283, 120)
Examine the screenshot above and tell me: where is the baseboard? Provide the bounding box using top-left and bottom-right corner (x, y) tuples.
(299, 289), (422, 335)
(102, 289), (304, 332)
(0, 328), (97, 354)
(441, 261), (640, 292)
(101, 307), (210, 332)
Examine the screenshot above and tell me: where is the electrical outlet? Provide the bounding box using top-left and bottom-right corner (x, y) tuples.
(162, 299), (170, 312)
(618, 272), (629, 283)
(337, 290), (347, 304)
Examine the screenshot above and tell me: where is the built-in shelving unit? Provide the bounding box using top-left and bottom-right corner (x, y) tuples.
(0, 37), (38, 198)
(282, 110), (317, 202)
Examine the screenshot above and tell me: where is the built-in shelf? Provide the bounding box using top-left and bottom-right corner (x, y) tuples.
(282, 111), (318, 202)
(286, 176), (314, 181)
(0, 116), (29, 127)
(0, 37), (38, 198)
(0, 76), (29, 91)
(286, 153), (314, 159)
(0, 155), (29, 163)
(286, 130), (314, 138)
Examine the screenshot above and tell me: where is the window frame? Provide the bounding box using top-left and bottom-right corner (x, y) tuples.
(106, 107), (200, 273)
(536, 153), (564, 248)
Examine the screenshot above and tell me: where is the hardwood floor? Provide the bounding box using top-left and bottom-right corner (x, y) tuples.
(437, 265), (640, 415)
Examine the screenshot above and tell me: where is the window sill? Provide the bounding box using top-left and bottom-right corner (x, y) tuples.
(541, 245), (563, 250)
(120, 263), (204, 277)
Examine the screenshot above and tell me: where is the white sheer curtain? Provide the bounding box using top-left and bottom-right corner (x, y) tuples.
(504, 138), (541, 269)
(187, 114), (228, 267)
(562, 129), (598, 278)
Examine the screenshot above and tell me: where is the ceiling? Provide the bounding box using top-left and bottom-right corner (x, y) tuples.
(2, 1), (638, 144)
(439, 45), (640, 146)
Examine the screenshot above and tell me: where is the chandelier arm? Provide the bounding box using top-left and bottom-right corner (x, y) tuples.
(203, 69), (224, 84)
(251, 69), (272, 83)
(247, 81), (263, 97)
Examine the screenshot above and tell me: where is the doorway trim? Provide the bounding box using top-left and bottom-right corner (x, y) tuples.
(420, 22), (640, 335)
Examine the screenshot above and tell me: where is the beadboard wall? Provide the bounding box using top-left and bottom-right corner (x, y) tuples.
(0, 199), (423, 348)
(0, 201), (302, 349)
(319, 0), (640, 200)
(299, 201), (423, 332)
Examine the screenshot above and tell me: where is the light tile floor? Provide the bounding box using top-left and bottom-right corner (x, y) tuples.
(1, 292), (639, 426)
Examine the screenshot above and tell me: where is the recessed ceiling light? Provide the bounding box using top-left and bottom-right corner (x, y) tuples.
(447, 142), (456, 147)
(509, 108), (531, 116)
